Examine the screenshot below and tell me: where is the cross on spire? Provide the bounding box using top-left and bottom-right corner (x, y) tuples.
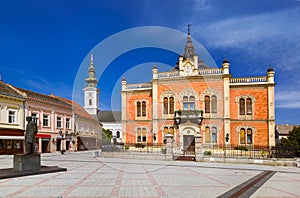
(188, 24), (191, 35)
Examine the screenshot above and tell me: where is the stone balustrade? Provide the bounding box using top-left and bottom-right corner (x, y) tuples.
(230, 76), (267, 84)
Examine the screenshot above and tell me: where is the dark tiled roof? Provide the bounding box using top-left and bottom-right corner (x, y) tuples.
(52, 95), (97, 120)
(16, 88), (71, 107)
(276, 124), (300, 135)
(97, 111), (121, 122)
(0, 81), (25, 99)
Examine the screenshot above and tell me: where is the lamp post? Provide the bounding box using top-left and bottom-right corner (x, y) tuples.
(59, 130), (65, 154)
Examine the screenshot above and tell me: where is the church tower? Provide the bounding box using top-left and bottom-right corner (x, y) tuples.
(83, 54), (100, 116)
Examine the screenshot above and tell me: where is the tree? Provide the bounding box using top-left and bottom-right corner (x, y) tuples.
(102, 128), (112, 143)
(280, 126), (300, 156)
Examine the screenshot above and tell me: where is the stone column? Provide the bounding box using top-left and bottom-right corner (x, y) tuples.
(195, 134), (203, 162)
(165, 134), (173, 160)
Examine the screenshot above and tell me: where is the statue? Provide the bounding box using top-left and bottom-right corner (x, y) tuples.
(25, 116), (38, 154)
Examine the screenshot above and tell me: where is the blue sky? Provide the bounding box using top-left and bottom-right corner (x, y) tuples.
(1, 0), (300, 124)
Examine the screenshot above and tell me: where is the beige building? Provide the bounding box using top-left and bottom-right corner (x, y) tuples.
(0, 80), (26, 154)
(54, 96), (102, 151)
(17, 88), (74, 153)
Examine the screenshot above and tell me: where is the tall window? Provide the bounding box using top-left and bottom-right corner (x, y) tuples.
(205, 126), (218, 143)
(169, 97), (174, 114)
(31, 113), (38, 125)
(137, 101), (147, 117)
(57, 117), (62, 128)
(170, 127), (174, 136)
(205, 96), (210, 113)
(43, 114), (49, 127)
(137, 102), (141, 117)
(66, 118), (71, 129)
(212, 127), (217, 143)
(205, 95), (218, 114)
(205, 127), (210, 143)
(246, 98), (252, 115)
(247, 128), (253, 144)
(212, 95), (217, 113)
(240, 128), (246, 144)
(183, 96), (195, 110)
(89, 99), (92, 105)
(239, 98), (252, 116)
(137, 128), (141, 142)
(163, 97), (174, 114)
(137, 128), (147, 143)
(163, 97), (168, 114)
(240, 128), (253, 145)
(142, 101), (146, 116)
(239, 99), (245, 115)
(8, 110), (16, 123)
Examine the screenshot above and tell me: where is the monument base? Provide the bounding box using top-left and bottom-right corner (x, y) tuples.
(13, 154), (41, 172)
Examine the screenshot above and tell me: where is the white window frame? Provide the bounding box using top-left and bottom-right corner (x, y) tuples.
(57, 116), (62, 128)
(43, 114), (50, 127)
(8, 109), (17, 124)
(66, 118), (71, 129)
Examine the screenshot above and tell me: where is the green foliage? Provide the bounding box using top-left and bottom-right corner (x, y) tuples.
(161, 148), (167, 154)
(279, 126), (300, 156)
(124, 145), (129, 150)
(234, 145), (248, 151)
(203, 150), (212, 155)
(102, 128), (112, 143)
(135, 143), (145, 148)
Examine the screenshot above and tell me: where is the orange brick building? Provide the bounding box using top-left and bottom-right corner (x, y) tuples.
(121, 30), (275, 150)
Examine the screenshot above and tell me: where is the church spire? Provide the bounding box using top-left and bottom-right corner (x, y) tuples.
(184, 24), (196, 59)
(86, 53), (98, 88)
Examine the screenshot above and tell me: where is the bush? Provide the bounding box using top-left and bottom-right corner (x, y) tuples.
(135, 143), (145, 148)
(124, 145), (129, 150)
(203, 150), (212, 156)
(234, 145), (248, 151)
(161, 148), (167, 154)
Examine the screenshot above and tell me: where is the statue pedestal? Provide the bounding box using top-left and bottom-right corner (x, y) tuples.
(13, 154), (41, 172)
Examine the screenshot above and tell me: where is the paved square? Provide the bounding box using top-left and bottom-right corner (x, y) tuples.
(0, 152), (299, 198)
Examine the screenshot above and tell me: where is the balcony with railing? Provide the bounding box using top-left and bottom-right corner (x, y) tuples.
(174, 110), (203, 125)
(124, 83), (152, 91)
(230, 76), (267, 85)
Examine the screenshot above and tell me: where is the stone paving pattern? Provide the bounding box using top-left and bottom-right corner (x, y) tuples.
(0, 152), (299, 198)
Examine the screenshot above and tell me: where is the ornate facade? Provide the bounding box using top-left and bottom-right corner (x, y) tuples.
(121, 29), (276, 150)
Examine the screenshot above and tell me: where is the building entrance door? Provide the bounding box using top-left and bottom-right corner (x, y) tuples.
(183, 135), (195, 154)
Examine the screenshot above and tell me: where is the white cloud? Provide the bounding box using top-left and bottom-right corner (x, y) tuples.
(275, 90), (300, 109)
(190, 6), (300, 72)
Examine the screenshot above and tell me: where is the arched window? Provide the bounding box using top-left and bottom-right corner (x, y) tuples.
(239, 98), (245, 115)
(212, 127), (217, 143)
(170, 127), (174, 135)
(137, 128), (141, 142)
(136, 128), (147, 143)
(240, 128), (246, 144)
(246, 98), (252, 115)
(247, 128), (252, 144)
(205, 127), (210, 143)
(142, 128), (147, 142)
(116, 131), (120, 139)
(183, 96), (188, 110)
(137, 102), (141, 117)
(163, 97), (168, 114)
(189, 96), (195, 110)
(211, 95), (217, 113)
(183, 96), (195, 110)
(169, 97), (174, 114)
(142, 101), (146, 116)
(164, 126), (169, 134)
(205, 96), (210, 113)
(89, 99), (92, 106)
